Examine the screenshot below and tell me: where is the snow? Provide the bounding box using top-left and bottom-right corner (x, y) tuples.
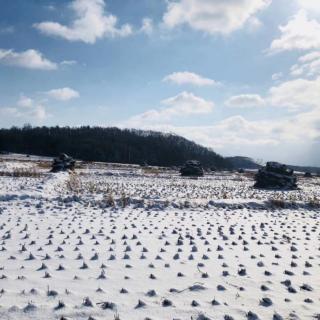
(0, 161), (36, 172)
(0, 159), (319, 320)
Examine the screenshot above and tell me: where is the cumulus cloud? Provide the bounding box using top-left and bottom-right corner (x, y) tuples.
(163, 0), (271, 35)
(160, 119), (280, 152)
(225, 94), (265, 108)
(272, 72), (283, 81)
(45, 87), (80, 101)
(121, 108), (320, 163)
(34, 0), (132, 44)
(0, 48), (57, 70)
(163, 71), (219, 86)
(269, 76), (320, 109)
(246, 16), (263, 32)
(270, 10), (320, 53)
(120, 67), (320, 164)
(0, 96), (48, 122)
(17, 95), (34, 108)
(123, 92), (214, 127)
(290, 51), (320, 77)
(162, 91), (214, 113)
(296, 0), (320, 13)
(140, 18), (154, 35)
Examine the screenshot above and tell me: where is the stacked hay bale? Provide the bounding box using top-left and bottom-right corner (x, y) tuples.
(254, 162), (297, 190)
(51, 153), (75, 173)
(180, 160), (204, 177)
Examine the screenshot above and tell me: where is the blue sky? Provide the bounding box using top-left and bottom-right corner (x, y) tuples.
(0, 0), (320, 165)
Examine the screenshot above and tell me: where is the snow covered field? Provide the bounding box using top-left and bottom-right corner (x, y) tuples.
(0, 159), (319, 320)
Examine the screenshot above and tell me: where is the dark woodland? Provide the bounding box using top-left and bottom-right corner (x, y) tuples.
(0, 126), (232, 168)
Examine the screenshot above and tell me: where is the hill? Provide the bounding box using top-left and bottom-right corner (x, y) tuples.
(227, 156), (320, 174)
(0, 126), (231, 169)
(287, 165), (320, 174)
(226, 156), (261, 170)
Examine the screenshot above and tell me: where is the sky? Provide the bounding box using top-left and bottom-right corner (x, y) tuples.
(0, 0), (320, 166)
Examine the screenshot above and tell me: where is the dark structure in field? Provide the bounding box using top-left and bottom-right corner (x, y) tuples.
(180, 160), (204, 177)
(51, 153), (75, 173)
(254, 162), (297, 190)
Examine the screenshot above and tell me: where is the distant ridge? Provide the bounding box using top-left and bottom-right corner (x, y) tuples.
(227, 156), (320, 174)
(226, 156), (261, 170)
(0, 126), (232, 169)
(287, 165), (320, 174)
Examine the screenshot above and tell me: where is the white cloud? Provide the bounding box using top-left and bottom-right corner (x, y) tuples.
(120, 68), (320, 164)
(0, 26), (14, 34)
(163, 71), (219, 86)
(162, 91), (214, 114)
(270, 10), (320, 53)
(28, 104), (47, 121)
(163, 0), (271, 35)
(269, 76), (320, 109)
(61, 60), (77, 66)
(140, 18), (154, 35)
(17, 95), (34, 108)
(0, 107), (20, 118)
(123, 92), (214, 126)
(0, 48), (57, 70)
(0, 96), (48, 122)
(121, 108), (320, 163)
(290, 51), (320, 77)
(299, 51), (320, 63)
(247, 16), (263, 32)
(225, 94), (265, 108)
(272, 72), (283, 81)
(46, 87), (80, 101)
(296, 0), (320, 13)
(34, 0), (132, 44)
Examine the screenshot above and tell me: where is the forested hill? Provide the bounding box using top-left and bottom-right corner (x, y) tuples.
(0, 126), (231, 168)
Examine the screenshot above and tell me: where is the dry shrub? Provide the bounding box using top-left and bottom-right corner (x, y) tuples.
(269, 198), (286, 208)
(66, 173), (82, 193)
(308, 196), (319, 208)
(222, 192), (229, 199)
(143, 167), (161, 175)
(120, 192), (130, 208)
(0, 168), (41, 178)
(244, 171), (256, 180)
(86, 181), (98, 193)
(37, 161), (51, 170)
(233, 176), (244, 182)
(75, 161), (89, 169)
(104, 193), (115, 207)
(114, 313), (121, 320)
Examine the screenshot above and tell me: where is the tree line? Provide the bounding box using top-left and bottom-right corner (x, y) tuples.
(0, 126), (232, 169)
